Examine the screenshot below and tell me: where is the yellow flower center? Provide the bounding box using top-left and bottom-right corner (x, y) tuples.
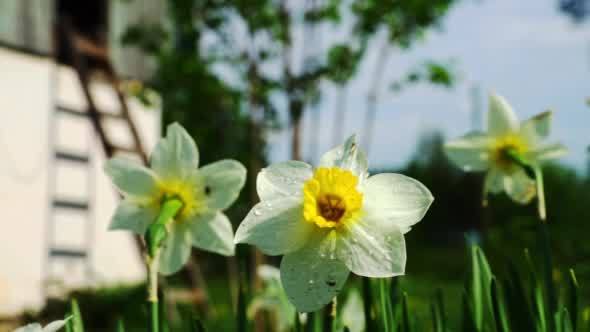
(151, 178), (206, 222)
(303, 167), (363, 228)
(490, 134), (529, 171)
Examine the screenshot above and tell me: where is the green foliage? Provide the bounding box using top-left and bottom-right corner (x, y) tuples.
(352, 0), (455, 47)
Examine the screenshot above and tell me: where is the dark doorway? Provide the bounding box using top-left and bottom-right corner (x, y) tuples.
(55, 0), (109, 66)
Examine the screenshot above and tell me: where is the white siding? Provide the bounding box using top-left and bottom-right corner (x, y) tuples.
(0, 47), (159, 315)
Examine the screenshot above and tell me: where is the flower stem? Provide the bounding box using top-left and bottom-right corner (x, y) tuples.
(145, 197), (183, 332)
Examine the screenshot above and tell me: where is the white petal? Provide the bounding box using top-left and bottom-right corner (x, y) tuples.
(341, 290), (365, 332)
(188, 211), (235, 256)
(43, 319), (69, 332)
(484, 168), (504, 194)
(235, 197), (313, 256)
(159, 223), (192, 275)
(150, 123), (199, 181)
(503, 169), (536, 204)
(363, 173), (433, 234)
(528, 143), (568, 161)
(200, 159), (247, 211)
(320, 135), (368, 179)
(109, 200), (157, 234)
(520, 111), (552, 143)
(444, 132), (492, 172)
(257, 161), (313, 201)
(14, 323), (43, 332)
(104, 157), (158, 198)
(487, 93), (519, 135)
(337, 221), (406, 277)
(280, 232), (350, 312)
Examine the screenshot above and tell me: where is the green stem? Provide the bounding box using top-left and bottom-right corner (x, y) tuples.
(379, 279), (391, 332)
(504, 149), (536, 180)
(145, 197), (183, 332)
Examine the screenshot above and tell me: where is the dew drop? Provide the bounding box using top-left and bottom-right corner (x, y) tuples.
(254, 209), (262, 216)
(308, 280), (314, 284)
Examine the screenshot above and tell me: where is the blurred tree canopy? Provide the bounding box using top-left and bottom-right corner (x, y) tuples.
(121, 0), (458, 164)
(559, 0), (590, 22)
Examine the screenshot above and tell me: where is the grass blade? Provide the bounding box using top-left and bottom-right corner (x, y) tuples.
(70, 299), (84, 332)
(362, 277), (375, 332)
(566, 269), (578, 331)
(491, 278), (509, 332)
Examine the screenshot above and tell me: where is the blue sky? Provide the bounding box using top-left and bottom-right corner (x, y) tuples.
(269, 0), (590, 170)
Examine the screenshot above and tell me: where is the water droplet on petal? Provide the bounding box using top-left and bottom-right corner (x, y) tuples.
(254, 209), (262, 216)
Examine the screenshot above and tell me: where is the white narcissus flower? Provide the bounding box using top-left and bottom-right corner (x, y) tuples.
(13, 318), (69, 332)
(105, 123), (246, 275)
(444, 93), (566, 207)
(234, 135), (433, 312)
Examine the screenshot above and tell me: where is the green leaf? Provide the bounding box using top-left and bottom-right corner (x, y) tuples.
(533, 283), (547, 332)
(430, 289), (446, 332)
(116, 318), (126, 332)
(502, 262), (536, 331)
(566, 269), (579, 331)
(362, 277), (376, 332)
(491, 278), (509, 332)
(380, 279), (392, 332)
(401, 293), (412, 332)
(468, 245), (493, 331)
(69, 299), (84, 332)
(191, 318), (206, 332)
(561, 308), (573, 332)
(461, 291), (477, 332)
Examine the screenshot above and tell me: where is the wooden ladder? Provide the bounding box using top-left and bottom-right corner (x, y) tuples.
(44, 21), (149, 295)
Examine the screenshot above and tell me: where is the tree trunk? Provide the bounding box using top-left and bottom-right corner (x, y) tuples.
(290, 99), (304, 160)
(331, 85), (348, 146)
(361, 42), (391, 155)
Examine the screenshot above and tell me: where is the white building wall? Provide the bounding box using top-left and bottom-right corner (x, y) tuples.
(0, 47), (158, 315)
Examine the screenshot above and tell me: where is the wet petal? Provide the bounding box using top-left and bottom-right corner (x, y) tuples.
(200, 159), (247, 210)
(188, 211), (234, 256)
(159, 223), (192, 275)
(363, 173), (433, 234)
(520, 111), (552, 144)
(235, 197), (313, 256)
(444, 132), (492, 171)
(109, 200), (157, 235)
(337, 221), (406, 278)
(487, 93), (519, 135)
(44, 319), (69, 332)
(151, 123), (199, 181)
(320, 135), (368, 179)
(280, 232), (349, 312)
(104, 157), (158, 198)
(14, 323), (43, 332)
(503, 169), (536, 204)
(528, 143), (567, 161)
(484, 168), (504, 194)
(257, 161), (313, 201)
